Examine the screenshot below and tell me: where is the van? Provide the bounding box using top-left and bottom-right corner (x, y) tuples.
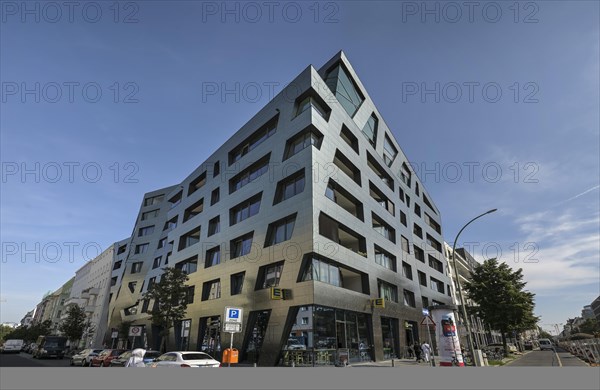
(538, 338), (553, 351)
(33, 336), (68, 359)
(1, 339), (25, 353)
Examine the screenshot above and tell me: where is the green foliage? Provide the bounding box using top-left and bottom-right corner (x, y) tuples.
(574, 319), (600, 336)
(59, 305), (87, 343)
(3, 320), (52, 342)
(0, 325), (14, 341)
(464, 258), (540, 353)
(537, 328), (553, 339)
(143, 267), (189, 352)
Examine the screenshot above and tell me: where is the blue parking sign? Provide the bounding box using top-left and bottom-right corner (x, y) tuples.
(229, 309), (239, 319)
(225, 307), (243, 323)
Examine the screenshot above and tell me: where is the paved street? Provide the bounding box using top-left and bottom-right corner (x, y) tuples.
(0, 353), (71, 367)
(508, 349), (588, 367)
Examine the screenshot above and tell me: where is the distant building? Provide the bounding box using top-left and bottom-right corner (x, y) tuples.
(581, 305), (594, 320)
(590, 296), (600, 323)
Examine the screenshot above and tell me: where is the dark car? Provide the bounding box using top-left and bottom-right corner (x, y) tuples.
(90, 349), (127, 367)
(32, 336), (68, 359)
(110, 350), (161, 367)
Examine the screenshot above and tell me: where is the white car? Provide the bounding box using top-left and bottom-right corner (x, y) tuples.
(149, 351), (221, 367)
(538, 338), (554, 351)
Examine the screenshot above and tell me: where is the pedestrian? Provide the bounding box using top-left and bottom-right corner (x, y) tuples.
(125, 348), (146, 367)
(421, 342), (431, 363)
(407, 344), (414, 358)
(414, 342), (422, 363)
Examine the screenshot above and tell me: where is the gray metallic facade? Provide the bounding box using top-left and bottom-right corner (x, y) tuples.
(107, 51), (453, 365)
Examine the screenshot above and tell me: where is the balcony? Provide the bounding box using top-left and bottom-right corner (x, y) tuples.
(84, 305), (95, 313)
(87, 287), (100, 296)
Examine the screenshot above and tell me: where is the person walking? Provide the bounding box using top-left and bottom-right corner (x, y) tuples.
(414, 342), (422, 363)
(421, 342), (431, 363)
(407, 344), (414, 358)
(125, 348), (146, 367)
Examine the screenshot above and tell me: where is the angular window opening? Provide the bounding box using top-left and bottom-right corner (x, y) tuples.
(400, 210), (407, 227)
(175, 255), (198, 275)
(230, 232), (254, 259)
(300, 253), (369, 294)
(169, 191), (182, 208)
(188, 172), (207, 196)
(144, 194), (164, 207)
(378, 279), (398, 303)
(231, 272), (245, 295)
(205, 246), (221, 268)
(127, 282), (137, 294)
(229, 153), (270, 194)
(117, 244), (127, 254)
(422, 296), (429, 308)
(273, 169), (305, 205)
(208, 216), (220, 237)
(152, 256), (161, 269)
(186, 286), (195, 304)
(157, 237), (167, 249)
(324, 62), (365, 118)
(401, 236), (410, 254)
(333, 150), (361, 186)
(229, 115), (278, 165)
(318, 212), (366, 256)
(403, 290), (416, 308)
(426, 234), (442, 253)
(423, 194), (437, 215)
(135, 243), (149, 254)
(110, 276), (118, 287)
(325, 179), (364, 221)
(383, 134), (398, 167)
(213, 161), (220, 178)
(367, 152), (394, 190)
(183, 198), (204, 223)
(402, 262), (413, 280)
(131, 262), (143, 274)
(265, 214), (297, 247)
(141, 209), (159, 221)
(415, 182), (420, 197)
(256, 261), (284, 290)
(294, 89), (331, 120)
(418, 271), (427, 286)
(340, 124), (359, 154)
(210, 187), (220, 206)
(428, 255), (444, 273)
(283, 125), (324, 161)
(400, 163), (412, 188)
(414, 203), (422, 217)
(124, 303), (138, 316)
(369, 181), (395, 216)
(361, 114), (378, 147)
(414, 246), (425, 263)
(138, 225), (155, 237)
(399, 188), (405, 204)
(430, 277), (445, 293)
(374, 245), (396, 272)
(164, 215), (178, 231)
(425, 212), (441, 234)
(230, 192), (262, 226)
(202, 279), (221, 301)
(113, 260), (122, 270)
(372, 213), (396, 244)
(413, 223), (423, 239)
(179, 226), (201, 250)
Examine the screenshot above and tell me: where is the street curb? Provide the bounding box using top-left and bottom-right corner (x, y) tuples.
(503, 350), (533, 366)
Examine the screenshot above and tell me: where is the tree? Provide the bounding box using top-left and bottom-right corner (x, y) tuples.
(0, 325), (15, 341)
(59, 305), (87, 347)
(575, 319), (600, 336)
(464, 258), (540, 354)
(537, 327), (553, 339)
(4, 320), (52, 343)
(143, 267), (190, 352)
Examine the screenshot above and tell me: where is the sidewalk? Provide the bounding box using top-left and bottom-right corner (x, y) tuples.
(350, 358), (433, 367)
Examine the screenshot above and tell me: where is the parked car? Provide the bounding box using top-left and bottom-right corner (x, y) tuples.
(538, 338), (554, 351)
(484, 343), (518, 353)
(111, 350), (161, 367)
(24, 343), (37, 354)
(524, 341), (533, 350)
(90, 349), (127, 367)
(148, 351), (221, 367)
(1, 339), (25, 353)
(70, 349), (103, 367)
(32, 336), (67, 359)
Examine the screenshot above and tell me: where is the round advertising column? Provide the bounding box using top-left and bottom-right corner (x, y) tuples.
(429, 305), (464, 367)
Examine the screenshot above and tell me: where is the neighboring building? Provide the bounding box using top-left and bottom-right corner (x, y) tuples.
(591, 296), (600, 323)
(19, 310), (34, 328)
(582, 305), (594, 320)
(106, 51), (453, 365)
(444, 243), (501, 348)
(32, 291), (54, 325)
(47, 278), (74, 335)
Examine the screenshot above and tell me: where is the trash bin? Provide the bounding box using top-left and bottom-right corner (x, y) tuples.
(222, 348), (239, 364)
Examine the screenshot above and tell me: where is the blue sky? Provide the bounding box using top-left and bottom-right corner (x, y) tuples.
(1, 1), (598, 334)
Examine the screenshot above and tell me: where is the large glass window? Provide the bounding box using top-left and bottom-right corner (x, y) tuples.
(175, 256), (198, 275)
(383, 134), (398, 167)
(243, 310), (271, 364)
(229, 154), (270, 194)
(374, 245), (396, 272)
(265, 214), (296, 247)
(378, 280), (398, 303)
(205, 246), (220, 268)
(201, 279), (221, 300)
(273, 170), (305, 205)
(361, 115), (378, 147)
(230, 232), (253, 259)
(284, 127), (323, 160)
(381, 317), (399, 359)
(324, 63), (365, 117)
(229, 115), (278, 165)
(179, 226), (201, 250)
(256, 261), (284, 289)
(230, 193), (262, 225)
(230, 272), (245, 295)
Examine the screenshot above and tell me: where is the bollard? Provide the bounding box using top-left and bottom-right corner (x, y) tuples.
(253, 363), (257, 367)
(391, 359), (394, 367)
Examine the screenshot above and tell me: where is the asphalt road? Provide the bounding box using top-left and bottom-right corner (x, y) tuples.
(0, 352), (71, 367)
(508, 349), (588, 367)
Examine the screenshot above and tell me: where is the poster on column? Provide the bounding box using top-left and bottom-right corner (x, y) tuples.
(431, 307), (464, 366)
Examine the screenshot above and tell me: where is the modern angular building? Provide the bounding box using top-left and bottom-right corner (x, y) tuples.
(106, 51), (453, 366)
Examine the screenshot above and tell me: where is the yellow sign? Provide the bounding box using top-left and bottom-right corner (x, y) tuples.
(372, 298), (385, 308)
(271, 287), (283, 300)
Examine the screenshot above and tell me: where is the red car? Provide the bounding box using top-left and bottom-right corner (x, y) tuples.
(90, 349), (128, 367)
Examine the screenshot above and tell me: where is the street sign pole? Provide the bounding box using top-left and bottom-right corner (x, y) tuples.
(425, 316), (436, 367)
(229, 331), (234, 367)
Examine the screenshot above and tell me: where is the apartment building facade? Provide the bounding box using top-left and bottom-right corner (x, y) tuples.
(105, 51), (453, 365)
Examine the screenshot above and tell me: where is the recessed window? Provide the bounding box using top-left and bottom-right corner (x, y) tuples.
(138, 225), (155, 237)
(273, 169), (305, 205)
(372, 213), (396, 244)
(152, 256), (161, 269)
(124, 303), (138, 316)
(430, 277), (445, 293)
(186, 286), (195, 304)
(188, 172), (207, 196)
(378, 279), (398, 303)
(340, 124), (359, 154)
(324, 62), (364, 118)
(183, 198), (204, 223)
(399, 188), (405, 204)
(265, 214), (296, 247)
(128, 281), (137, 294)
(141, 209), (159, 221)
(418, 271), (427, 286)
(210, 188), (220, 206)
(383, 134), (398, 167)
(422, 296), (429, 308)
(414, 246), (425, 262)
(283, 126), (323, 160)
(361, 114), (378, 147)
(208, 216), (220, 237)
(413, 223), (423, 239)
(131, 262), (143, 274)
(175, 256), (198, 275)
(300, 253), (369, 294)
(230, 232), (254, 259)
(229, 115), (278, 165)
(318, 212), (367, 256)
(144, 194), (164, 207)
(374, 245), (396, 272)
(135, 243), (149, 254)
(165, 251), (172, 264)
(400, 163), (412, 188)
(367, 153), (394, 190)
(406, 194), (411, 208)
(423, 194), (437, 215)
(231, 272), (245, 295)
(113, 260), (122, 270)
(415, 182), (420, 197)
(294, 92), (330, 120)
(169, 191), (182, 208)
(369, 181), (395, 216)
(157, 237), (167, 249)
(179, 226), (201, 250)
(325, 179), (364, 221)
(428, 255), (444, 273)
(201, 279), (221, 301)
(230, 192), (262, 226)
(117, 244), (127, 254)
(301, 317), (309, 325)
(229, 153), (270, 194)
(164, 216), (178, 231)
(400, 211), (407, 227)
(205, 246), (221, 268)
(333, 150), (361, 186)
(402, 262), (413, 280)
(213, 161), (220, 178)
(256, 261), (284, 290)
(425, 212), (441, 234)
(401, 236), (410, 254)
(414, 203), (422, 217)
(426, 234), (442, 253)
(403, 290), (416, 308)
(110, 276), (118, 287)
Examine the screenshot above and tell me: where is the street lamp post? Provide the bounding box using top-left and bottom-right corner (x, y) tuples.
(451, 208), (497, 366)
